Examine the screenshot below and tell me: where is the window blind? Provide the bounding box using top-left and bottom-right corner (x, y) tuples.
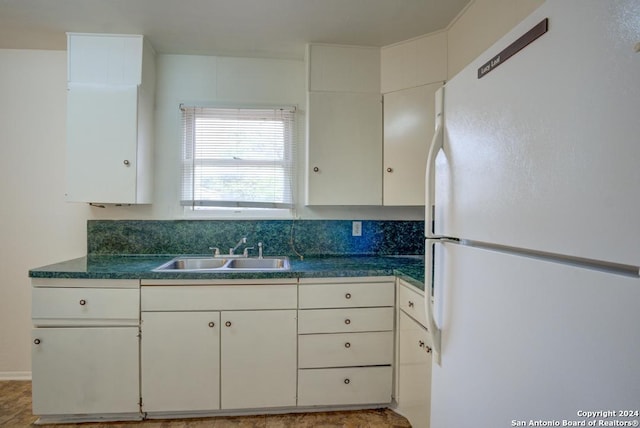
(181, 106), (297, 209)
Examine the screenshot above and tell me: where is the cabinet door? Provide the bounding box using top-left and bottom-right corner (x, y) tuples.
(66, 83), (139, 203)
(397, 311), (432, 428)
(31, 327), (139, 415)
(307, 92), (382, 205)
(383, 83), (441, 206)
(221, 310), (297, 409)
(141, 311), (220, 413)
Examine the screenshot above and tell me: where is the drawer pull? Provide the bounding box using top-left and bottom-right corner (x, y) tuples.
(345, 293), (351, 299)
(225, 321), (232, 327)
(418, 340), (425, 348)
(344, 319), (351, 325)
(79, 299), (87, 306)
(344, 378), (350, 385)
(208, 322), (215, 328)
(344, 342), (351, 348)
(34, 338), (41, 345)
(408, 301), (414, 308)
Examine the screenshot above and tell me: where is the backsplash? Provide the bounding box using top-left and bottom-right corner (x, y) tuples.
(87, 220), (425, 256)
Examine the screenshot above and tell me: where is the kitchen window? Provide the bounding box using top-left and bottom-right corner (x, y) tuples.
(180, 105), (297, 216)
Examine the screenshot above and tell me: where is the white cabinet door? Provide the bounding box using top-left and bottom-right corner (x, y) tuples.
(306, 92), (382, 205)
(31, 327), (139, 416)
(221, 310), (297, 409)
(141, 312), (221, 413)
(383, 83), (441, 206)
(66, 84), (140, 204)
(397, 311), (432, 428)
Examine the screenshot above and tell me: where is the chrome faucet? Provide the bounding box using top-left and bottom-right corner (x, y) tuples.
(257, 242), (263, 259)
(229, 237), (247, 255)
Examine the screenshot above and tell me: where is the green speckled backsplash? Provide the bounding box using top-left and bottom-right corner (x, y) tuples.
(88, 220), (425, 256)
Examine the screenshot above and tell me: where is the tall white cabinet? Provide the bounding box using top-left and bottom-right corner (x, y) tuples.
(381, 32), (447, 206)
(306, 44), (382, 205)
(65, 33), (155, 204)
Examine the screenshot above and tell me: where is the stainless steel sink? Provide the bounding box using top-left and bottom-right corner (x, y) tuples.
(226, 258), (288, 269)
(154, 256), (289, 272)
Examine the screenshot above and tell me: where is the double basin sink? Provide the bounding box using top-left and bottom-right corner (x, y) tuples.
(154, 256), (290, 272)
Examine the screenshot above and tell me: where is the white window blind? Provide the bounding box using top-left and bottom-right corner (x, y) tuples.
(181, 105), (297, 209)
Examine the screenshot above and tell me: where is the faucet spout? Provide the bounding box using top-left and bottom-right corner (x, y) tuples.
(229, 237), (247, 255)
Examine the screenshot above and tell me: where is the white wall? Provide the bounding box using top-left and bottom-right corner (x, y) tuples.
(0, 49), (92, 377)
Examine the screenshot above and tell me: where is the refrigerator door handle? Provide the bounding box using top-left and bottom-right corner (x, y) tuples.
(425, 237), (443, 365)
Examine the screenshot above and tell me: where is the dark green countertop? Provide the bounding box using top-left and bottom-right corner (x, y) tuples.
(29, 254), (425, 291)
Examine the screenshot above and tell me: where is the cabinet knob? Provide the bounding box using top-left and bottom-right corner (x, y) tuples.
(225, 321), (232, 327)
(79, 299), (87, 306)
(34, 338), (41, 345)
(408, 301), (414, 308)
(386, 167), (393, 173)
(345, 293), (351, 299)
(344, 378), (351, 385)
(418, 340), (425, 348)
(208, 322), (215, 328)
(425, 346), (432, 354)
(123, 160), (131, 166)
(313, 166), (319, 172)
(344, 342), (351, 348)
(344, 319), (351, 325)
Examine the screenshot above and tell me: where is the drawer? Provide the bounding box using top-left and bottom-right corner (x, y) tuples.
(297, 366), (392, 406)
(298, 307), (394, 334)
(299, 281), (394, 309)
(141, 284), (297, 311)
(398, 281), (427, 327)
(298, 331), (393, 368)
(32, 288), (139, 325)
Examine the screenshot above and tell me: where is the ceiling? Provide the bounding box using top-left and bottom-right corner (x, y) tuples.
(0, 0), (470, 59)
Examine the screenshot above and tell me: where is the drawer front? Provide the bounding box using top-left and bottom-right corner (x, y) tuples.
(398, 282), (427, 327)
(32, 288), (139, 323)
(298, 307), (394, 334)
(299, 281), (394, 309)
(141, 284), (297, 311)
(298, 331), (393, 368)
(298, 366), (392, 406)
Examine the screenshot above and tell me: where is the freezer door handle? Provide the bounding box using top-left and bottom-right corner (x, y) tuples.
(425, 87), (444, 237)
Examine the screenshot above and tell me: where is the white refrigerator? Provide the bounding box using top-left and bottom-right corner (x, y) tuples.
(425, 1), (640, 427)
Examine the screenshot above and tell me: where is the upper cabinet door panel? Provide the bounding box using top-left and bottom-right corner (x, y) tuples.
(66, 84), (139, 204)
(67, 33), (144, 85)
(383, 82), (441, 206)
(306, 92), (382, 205)
(308, 44), (380, 93)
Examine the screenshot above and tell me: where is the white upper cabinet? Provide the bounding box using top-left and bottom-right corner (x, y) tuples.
(307, 44), (380, 93)
(306, 44), (382, 205)
(383, 82), (441, 206)
(381, 31), (447, 94)
(306, 91), (382, 205)
(65, 33), (155, 204)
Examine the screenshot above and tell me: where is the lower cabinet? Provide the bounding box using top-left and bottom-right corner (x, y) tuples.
(140, 280), (298, 414)
(141, 311), (221, 412)
(31, 327), (140, 416)
(30, 278), (141, 421)
(396, 281), (433, 428)
(297, 277), (395, 407)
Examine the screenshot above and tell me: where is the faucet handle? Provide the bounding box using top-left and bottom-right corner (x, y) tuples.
(209, 247), (220, 257)
(243, 247), (254, 257)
